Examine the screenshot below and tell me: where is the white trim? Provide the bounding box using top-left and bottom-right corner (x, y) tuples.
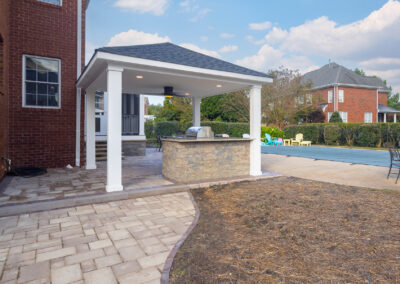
(37, 0), (62, 6)
(22, 54), (62, 109)
(96, 135), (146, 141)
(308, 83), (389, 92)
(77, 51), (272, 88)
(75, 0), (82, 167)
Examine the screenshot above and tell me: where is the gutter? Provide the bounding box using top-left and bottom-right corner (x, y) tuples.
(75, 0), (82, 167)
(307, 83), (390, 92)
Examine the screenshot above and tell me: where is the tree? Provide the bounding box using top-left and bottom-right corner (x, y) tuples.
(354, 68), (366, 76)
(147, 104), (163, 118)
(388, 92), (400, 110)
(158, 97), (192, 122)
(329, 111), (342, 123)
(262, 67), (311, 128)
(295, 106), (326, 123)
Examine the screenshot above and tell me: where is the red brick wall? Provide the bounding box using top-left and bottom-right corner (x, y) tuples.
(311, 87), (379, 123)
(6, 0), (86, 168)
(378, 92), (388, 106)
(0, 0), (10, 178)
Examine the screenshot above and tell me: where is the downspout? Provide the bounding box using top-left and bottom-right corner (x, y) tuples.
(75, 0), (82, 166)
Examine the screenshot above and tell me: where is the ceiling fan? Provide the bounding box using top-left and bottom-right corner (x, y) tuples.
(145, 86), (189, 98)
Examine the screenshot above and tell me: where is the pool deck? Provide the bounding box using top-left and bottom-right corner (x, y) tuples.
(262, 154), (400, 190)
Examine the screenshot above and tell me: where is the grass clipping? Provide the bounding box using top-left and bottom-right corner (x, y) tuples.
(170, 176), (400, 283)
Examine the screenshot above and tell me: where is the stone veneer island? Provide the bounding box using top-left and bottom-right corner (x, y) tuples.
(162, 138), (251, 183)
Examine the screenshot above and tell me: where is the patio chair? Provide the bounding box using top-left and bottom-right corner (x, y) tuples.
(387, 147), (400, 184)
(291, 133), (303, 146)
(156, 135), (163, 152)
(264, 134), (275, 145)
(276, 138), (283, 146)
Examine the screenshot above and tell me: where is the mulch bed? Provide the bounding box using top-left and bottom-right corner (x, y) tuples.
(170, 176), (400, 283)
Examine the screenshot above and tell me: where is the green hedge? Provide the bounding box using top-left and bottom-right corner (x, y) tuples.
(200, 121), (249, 137)
(145, 121), (155, 139)
(261, 126), (284, 139)
(284, 123), (400, 148)
(155, 121), (180, 137)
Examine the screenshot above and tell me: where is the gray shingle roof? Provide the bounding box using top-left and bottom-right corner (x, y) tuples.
(378, 104), (400, 113)
(302, 63), (391, 92)
(96, 42), (271, 78)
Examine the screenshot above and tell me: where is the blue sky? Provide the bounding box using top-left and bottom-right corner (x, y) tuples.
(86, 0), (400, 105)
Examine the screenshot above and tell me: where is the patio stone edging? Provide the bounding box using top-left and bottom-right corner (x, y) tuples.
(161, 189), (200, 284)
(0, 172), (280, 217)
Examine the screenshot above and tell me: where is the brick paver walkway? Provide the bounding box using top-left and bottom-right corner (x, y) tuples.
(0, 192), (195, 284)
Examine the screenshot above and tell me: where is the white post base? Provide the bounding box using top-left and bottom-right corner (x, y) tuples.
(106, 185), (124, 192)
(85, 164), (97, 170)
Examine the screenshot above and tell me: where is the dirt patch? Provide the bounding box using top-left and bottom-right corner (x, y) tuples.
(170, 176), (400, 283)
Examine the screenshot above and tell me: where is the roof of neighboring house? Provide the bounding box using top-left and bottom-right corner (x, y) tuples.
(378, 104), (400, 113)
(302, 63), (391, 92)
(96, 42), (271, 78)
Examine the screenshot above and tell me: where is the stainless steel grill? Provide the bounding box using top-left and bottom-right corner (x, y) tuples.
(185, 126), (214, 139)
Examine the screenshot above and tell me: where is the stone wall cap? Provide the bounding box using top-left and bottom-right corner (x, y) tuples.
(162, 138), (253, 143)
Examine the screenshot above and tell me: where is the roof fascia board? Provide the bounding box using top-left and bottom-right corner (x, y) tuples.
(309, 83), (389, 91)
(98, 51), (272, 84)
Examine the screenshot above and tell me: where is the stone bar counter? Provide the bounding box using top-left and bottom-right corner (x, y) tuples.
(162, 138), (251, 183)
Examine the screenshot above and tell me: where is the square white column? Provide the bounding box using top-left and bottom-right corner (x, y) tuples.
(139, 95), (145, 136)
(249, 85), (262, 176)
(106, 65), (124, 192)
(85, 89), (96, 170)
(192, 97), (201, 127)
(395, 114), (397, 123)
(384, 113), (387, 123)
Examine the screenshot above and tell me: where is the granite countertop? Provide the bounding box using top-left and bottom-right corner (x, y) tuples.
(162, 137), (253, 143)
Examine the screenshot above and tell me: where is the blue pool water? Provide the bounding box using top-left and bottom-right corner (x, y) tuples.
(261, 146), (389, 167)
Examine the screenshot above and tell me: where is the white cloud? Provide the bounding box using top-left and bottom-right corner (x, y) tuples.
(190, 8), (211, 22)
(365, 68), (400, 94)
(235, 44), (318, 74)
(219, 45), (238, 53)
(245, 35), (265, 45)
(200, 36), (208, 42)
(360, 57), (400, 70)
(114, 0), (169, 16)
(265, 0), (400, 60)
(249, 21), (272, 30)
(107, 29), (170, 46)
(179, 43), (220, 58)
(220, 33), (235, 39)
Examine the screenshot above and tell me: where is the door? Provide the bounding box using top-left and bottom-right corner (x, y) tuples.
(95, 92), (107, 136)
(122, 94), (139, 135)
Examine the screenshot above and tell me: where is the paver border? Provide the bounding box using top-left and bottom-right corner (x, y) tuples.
(161, 189), (200, 284)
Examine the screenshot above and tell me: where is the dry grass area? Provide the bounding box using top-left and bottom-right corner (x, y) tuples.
(170, 177), (400, 283)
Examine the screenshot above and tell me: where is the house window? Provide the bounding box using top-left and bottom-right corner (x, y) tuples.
(37, 0), (62, 5)
(95, 92), (104, 111)
(364, 112), (373, 123)
(23, 55), (61, 108)
(328, 90), (333, 103)
(306, 94), (312, 104)
(328, 112), (332, 121)
(299, 96), (304, 105)
(339, 89), (344, 102)
(339, 111), (348, 123)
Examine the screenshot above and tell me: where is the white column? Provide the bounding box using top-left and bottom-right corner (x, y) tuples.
(384, 113), (387, 123)
(106, 66), (123, 192)
(192, 97), (201, 127)
(249, 85), (262, 176)
(139, 95), (145, 136)
(85, 90), (96, 170)
(394, 114), (397, 123)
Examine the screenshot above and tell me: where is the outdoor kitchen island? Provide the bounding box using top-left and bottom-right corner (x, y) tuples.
(162, 137), (251, 183)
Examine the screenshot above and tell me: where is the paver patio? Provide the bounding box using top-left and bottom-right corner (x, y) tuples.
(0, 191), (195, 284)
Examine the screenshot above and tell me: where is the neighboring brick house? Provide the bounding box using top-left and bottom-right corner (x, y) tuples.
(0, 0), (88, 178)
(300, 63), (399, 123)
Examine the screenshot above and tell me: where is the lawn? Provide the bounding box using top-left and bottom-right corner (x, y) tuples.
(170, 177), (400, 283)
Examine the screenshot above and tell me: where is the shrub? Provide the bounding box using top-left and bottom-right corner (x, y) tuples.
(200, 121), (249, 137)
(261, 126), (284, 139)
(324, 125), (341, 145)
(329, 112), (342, 123)
(145, 121), (155, 139)
(355, 124), (380, 147)
(341, 123), (358, 146)
(155, 121), (180, 137)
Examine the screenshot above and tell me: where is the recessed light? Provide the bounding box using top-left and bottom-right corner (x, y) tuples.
(136, 75), (143, 79)
(185, 92), (190, 96)
(216, 84), (222, 88)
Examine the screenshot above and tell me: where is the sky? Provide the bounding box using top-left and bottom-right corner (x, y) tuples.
(86, 0), (400, 105)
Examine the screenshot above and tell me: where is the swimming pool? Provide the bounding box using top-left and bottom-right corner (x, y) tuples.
(261, 146), (389, 167)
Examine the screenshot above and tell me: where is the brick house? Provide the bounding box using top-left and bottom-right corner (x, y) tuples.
(0, 0), (88, 179)
(301, 63), (399, 123)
